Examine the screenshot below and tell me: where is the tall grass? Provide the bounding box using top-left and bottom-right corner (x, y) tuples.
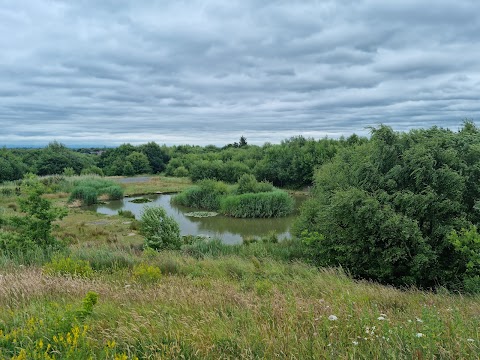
(220, 191), (294, 218)
(172, 179), (228, 210)
(1, 255), (479, 359)
(68, 177), (124, 205)
(173, 179), (293, 218)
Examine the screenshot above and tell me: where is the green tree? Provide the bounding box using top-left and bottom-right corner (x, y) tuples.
(1, 175), (67, 251)
(139, 142), (170, 173)
(125, 152), (152, 175)
(295, 124), (480, 289)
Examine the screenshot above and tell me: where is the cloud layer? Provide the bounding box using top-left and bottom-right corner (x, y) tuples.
(1, 0), (480, 146)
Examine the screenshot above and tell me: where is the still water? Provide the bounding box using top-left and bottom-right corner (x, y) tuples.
(88, 194), (305, 244)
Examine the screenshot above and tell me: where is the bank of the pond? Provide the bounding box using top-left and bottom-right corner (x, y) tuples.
(87, 194), (306, 244)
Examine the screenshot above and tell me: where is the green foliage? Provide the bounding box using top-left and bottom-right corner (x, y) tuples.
(174, 177), (292, 218)
(43, 255), (94, 278)
(220, 191), (294, 218)
(295, 124), (480, 290)
(138, 141), (170, 173)
(236, 173), (273, 194)
(36, 141), (93, 176)
(80, 166), (104, 176)
(132, 263), (162, 284)
(140, 206), (181, 250)
(62, 167), (76, 176)
(102, 185), (123, 200)
(448, 226), (480, 293)
(172, 179), (228, 210)
(69, 186), (98, 205)
(0, 176), (67, 252)
(118, 209), (135, 219)
(125, 151), (152, 174)
(0, 149), (26, 182)
(173, 165), (189, 177)
(68, 178), (124, 205)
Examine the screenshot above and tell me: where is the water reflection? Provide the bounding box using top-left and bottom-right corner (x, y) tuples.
(87, 194), (305, 244)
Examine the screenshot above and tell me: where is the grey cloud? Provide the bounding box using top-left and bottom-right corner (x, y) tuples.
(0, 0), (479, 147)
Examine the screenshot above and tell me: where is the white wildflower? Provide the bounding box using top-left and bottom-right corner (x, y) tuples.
(416, 317), (423, 323)
(328, 315), (338, 321)
(377, 316), (386, 321)
(352, 341), (359, 346)
(416, 333), (424, 338)
(467, 338), (475, 343)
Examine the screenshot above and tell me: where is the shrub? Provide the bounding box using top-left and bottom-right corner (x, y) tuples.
(132, 263), (162, 284)
(220, 191), (294, 218)
(43, 255), (94, 278)
(63, 167), (76, 176)
(173, 166), (189, 177)
(236, 174), (274, 194)
(81, 166), (104, 176)
(140, 206), (181, 250)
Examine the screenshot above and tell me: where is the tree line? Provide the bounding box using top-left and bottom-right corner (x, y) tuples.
(0, 135), (364, 188)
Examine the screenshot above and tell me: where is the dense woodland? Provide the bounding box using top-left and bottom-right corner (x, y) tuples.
(1, 122), (480, 292)
(0, 134), (361, 187)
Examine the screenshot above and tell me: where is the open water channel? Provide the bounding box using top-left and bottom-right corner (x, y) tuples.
(88, 193), (306, 244)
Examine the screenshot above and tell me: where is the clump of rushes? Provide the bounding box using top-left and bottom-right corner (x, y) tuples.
(68, 177), (123, 205)
(172, 177), (293, 218)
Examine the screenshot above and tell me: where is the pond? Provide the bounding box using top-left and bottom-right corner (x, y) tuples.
(87, 194), (306, 244)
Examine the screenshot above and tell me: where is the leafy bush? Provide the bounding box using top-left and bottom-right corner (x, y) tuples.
(62, 167), (76, 176)
(1, 177), (67, 251)
(140, 206), (181, 250)
(220, 191), (294, 218)
(295, 123), (480, 290)
(173, 166), (189, 177)
(43, 255), (94, 278)
(81, 166), (104, 176)
(448, 226), (480, 293)
(132, 263), (162, 284)
(235, 174), (273, 194)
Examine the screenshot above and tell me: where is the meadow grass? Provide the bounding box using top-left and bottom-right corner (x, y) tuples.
(119, 175), (192, 196)
(0, 252), (479, 359)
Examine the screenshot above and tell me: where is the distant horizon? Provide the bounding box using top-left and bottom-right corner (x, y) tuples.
(1, 119), (476, 149)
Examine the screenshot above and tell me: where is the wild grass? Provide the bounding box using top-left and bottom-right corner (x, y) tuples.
(173, 179), (294, 218)
(68, 178), (124, 205)
(0, 255), (478, 359)
(1, 176), (479, 359)
(220, 191), (294, 218)
(120, 175), (192, 196)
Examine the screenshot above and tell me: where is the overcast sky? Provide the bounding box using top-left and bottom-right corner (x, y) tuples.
(1, 0), (480, 147)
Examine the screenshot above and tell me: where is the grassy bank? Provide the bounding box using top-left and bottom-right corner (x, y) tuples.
(0, 250), (479, 359)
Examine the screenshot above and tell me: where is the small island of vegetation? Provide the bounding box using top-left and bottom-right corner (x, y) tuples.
(172, 174), (294, 218)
